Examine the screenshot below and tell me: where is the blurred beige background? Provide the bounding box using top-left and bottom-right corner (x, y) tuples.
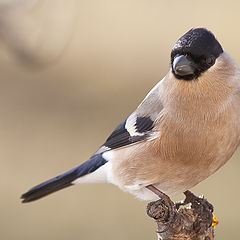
(0, 0), (240, 239)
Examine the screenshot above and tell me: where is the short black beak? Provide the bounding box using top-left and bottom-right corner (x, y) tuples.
(173, 55), (195, 76)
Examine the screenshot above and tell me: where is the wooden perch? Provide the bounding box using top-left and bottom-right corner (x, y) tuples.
(146, 190), (215, 240)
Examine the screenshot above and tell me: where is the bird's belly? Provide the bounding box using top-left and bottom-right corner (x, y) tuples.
(109, 119), (240, 200)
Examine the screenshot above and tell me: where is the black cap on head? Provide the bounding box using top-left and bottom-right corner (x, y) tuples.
(171, 28), (223, 80)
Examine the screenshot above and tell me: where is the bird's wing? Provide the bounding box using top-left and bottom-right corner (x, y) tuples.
(96, 81), (164, 154)
(20, 81), (165, 203)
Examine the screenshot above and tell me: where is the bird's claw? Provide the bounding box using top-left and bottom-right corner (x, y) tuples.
(146, 185), (176, 232)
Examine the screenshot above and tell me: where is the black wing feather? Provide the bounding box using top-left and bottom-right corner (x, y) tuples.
(135, 117), (154, 133)
(102, 116), (154, 150)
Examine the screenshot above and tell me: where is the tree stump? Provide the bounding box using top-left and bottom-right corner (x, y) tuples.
(146, 191), (216, 240)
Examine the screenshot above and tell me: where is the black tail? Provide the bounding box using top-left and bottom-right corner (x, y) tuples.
(21, 154), (107, 203)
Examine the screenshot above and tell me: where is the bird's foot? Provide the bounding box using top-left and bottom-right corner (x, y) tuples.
(146, 185), (176, 232)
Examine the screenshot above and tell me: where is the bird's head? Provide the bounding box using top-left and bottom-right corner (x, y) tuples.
(171, 28), (223, 81)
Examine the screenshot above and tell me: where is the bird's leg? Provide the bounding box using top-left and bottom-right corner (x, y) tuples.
(146, 185), (175, 214)
(146, 184), (176, 231)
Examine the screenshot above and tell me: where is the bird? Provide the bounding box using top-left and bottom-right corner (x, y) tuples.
(21, 28), (240, 205)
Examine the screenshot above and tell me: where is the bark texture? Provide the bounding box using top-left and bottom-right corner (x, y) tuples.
(146, 191), (215, 240)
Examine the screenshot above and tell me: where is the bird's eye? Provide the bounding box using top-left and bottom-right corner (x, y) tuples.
(206, 55), (215, 66)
